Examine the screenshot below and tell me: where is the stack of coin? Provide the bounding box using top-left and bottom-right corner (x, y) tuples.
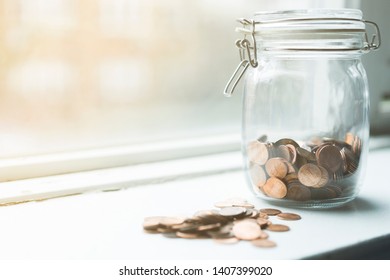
(247, 133), (361, 201)
(143, 198), (301, 248)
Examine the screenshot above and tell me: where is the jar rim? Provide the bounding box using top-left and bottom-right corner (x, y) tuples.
(254, 9), (363, 21)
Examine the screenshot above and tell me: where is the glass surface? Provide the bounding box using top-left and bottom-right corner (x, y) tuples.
(240, 9), (371, 208)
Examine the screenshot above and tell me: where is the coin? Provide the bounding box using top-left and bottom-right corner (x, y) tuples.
(159, 217), (186, 226)
(232, 220), (263, 240)
(296, 147), (316, 162)
(316, 144), (343, 173)
(312, 166), (329, 188)
(276, 145), (292, 162)
(250, 164), (267, 187)
(251, 239), (277, 248)
(286, 183), (311, 201)
(277, 213), (302, 221)
(274, 138), (299, 148)
(219, 207), (247, 217)
(256, 217), (271, 229)
(247, 141), (270, 165)
(265, 157), (288, 179)
(298, 163), (322, 187)
(176, 232), (205, 239)
(144, 200), (302, 249)
(266, 224), (290, 232)
(259, 208), (282, 216)
(263, 177), (288, 199)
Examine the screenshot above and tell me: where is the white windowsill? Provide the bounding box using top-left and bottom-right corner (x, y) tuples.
(0, 138), (390, 259)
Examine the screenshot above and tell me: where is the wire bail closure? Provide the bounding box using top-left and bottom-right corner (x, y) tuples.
(224, 19), (258, 97)
(223, 16), (381, 97)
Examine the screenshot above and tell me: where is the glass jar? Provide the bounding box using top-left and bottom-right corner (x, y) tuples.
(224, 9), (381, 208)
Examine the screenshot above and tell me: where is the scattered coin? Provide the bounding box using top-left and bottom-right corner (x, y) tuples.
(219, 207), (247, 217)
(143, 199), (302, 249)
(277, 213), (302, 221)
(259, 208), (282, 216)
(232, 220), (263, 241)
(266, 224), (290, 232)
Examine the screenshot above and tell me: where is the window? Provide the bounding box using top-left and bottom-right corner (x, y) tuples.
(0, 0), (359, 180)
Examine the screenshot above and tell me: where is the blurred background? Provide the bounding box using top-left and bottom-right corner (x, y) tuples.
(0, 0), (388, 160)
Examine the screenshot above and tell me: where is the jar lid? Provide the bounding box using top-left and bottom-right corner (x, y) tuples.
(236, 9), (380, 53)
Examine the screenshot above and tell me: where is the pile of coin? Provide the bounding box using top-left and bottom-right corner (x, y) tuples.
(143, 198), (301, 248)
(247, 133), (362, 201)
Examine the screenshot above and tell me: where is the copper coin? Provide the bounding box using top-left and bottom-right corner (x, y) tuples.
(296, 147), (316, 162)
(345, 132), (355, 146)
(247, 141), (270, 165)
(232, 220), (263, 240)
(286, 184), (311, 201)
(176, 232), (204, 239)
(316, 144), (343, 172)
(298, 163), (322, 187)
(312, 166), (329, 188)
(251, 239), (277, 248)
(219, 207), (247, 217)
(274, 138), (300, 148)
(250, 164), (267, 187)
(277, 213), (302, 221)
(259, 208), (281, 216)
(258, 212), (269, 219)
(256, 217), (271, 228)
(276, 145), (292, 162)
(266, 224), (290, 232)
(263, 177), (288, 199)
(285, 144), (297, 164)
(143, 216), (164, 230)
(159, 217), (186, 226)
(265, 158), (288, 179)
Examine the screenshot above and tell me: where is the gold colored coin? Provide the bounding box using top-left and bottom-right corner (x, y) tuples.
(277, 213), (302, 221)
(232, 220), (263, 241)
(263, 177), (288, 199)
(251, 239), (277, 248)
(266, 224), (290, 232)
(298, 163), (322, 187)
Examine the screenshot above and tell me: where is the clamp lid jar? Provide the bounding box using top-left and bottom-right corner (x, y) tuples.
(224, 9), (381, 208)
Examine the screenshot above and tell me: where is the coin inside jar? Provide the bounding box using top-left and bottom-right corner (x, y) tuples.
(247, 141), (270, 165)
(250, 164), (267, 187)
(262, 177), (288, 199)
(316, 144), (343, 173)
(265, 157), (288, 179)
(298, 163), (322, 187)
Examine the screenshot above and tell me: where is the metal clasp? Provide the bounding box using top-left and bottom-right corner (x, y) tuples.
(223, 19), (258, 97)
(363, 20), (381, 50)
